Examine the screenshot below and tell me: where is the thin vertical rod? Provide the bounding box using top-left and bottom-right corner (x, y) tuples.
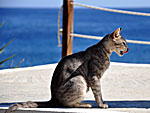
(62, 0), (74, 58)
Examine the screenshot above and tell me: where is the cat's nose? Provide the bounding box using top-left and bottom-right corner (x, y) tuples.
(123, 48), (129, 53)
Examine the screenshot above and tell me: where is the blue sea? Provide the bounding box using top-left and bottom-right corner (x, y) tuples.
(0, 8), (150, 69)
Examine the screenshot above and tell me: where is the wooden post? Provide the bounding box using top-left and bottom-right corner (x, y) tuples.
(62, 0), (74, 58)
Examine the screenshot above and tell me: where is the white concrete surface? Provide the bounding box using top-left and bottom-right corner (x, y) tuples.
(0, 108), (128, 113)
(0, 62), (150, 113)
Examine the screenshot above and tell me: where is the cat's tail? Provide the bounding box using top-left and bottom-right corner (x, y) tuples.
(4, 99), (57, 113)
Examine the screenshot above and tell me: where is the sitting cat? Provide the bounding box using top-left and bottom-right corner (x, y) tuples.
(5, 28), (129, 113)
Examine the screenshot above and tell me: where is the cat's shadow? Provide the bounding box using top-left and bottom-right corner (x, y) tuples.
(1, 100), (150, 109)
(83, 100), (150, 109)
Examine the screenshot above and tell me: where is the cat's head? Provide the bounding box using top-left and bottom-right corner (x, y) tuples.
(110, 28), (129, 56)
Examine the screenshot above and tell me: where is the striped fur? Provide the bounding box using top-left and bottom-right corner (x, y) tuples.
(5, 28), (128, 112)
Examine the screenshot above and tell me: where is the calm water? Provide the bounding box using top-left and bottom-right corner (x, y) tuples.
(0, 8), (150, 69)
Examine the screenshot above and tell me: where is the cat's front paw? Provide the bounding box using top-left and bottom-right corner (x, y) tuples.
(98, 104), (108, 109)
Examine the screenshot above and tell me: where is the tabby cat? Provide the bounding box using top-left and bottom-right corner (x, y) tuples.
(5, 28), (129, 113)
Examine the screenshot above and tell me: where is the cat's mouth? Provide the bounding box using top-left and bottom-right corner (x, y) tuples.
(124, 48), (129, 53)
(120, 48), (129, 55)
(120, 51), (124, 55)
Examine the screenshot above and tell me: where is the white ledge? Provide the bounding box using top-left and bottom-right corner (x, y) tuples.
(0, 107), (128, 113)
(0, 62), (150, 113)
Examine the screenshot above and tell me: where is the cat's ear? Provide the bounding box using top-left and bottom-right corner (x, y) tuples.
(111, 28), (122, 40)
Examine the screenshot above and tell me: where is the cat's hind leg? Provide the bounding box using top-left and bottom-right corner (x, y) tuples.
(59, 76), (92, 108)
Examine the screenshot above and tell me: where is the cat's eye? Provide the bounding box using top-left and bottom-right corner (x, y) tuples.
(123, 42), (126, 46)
